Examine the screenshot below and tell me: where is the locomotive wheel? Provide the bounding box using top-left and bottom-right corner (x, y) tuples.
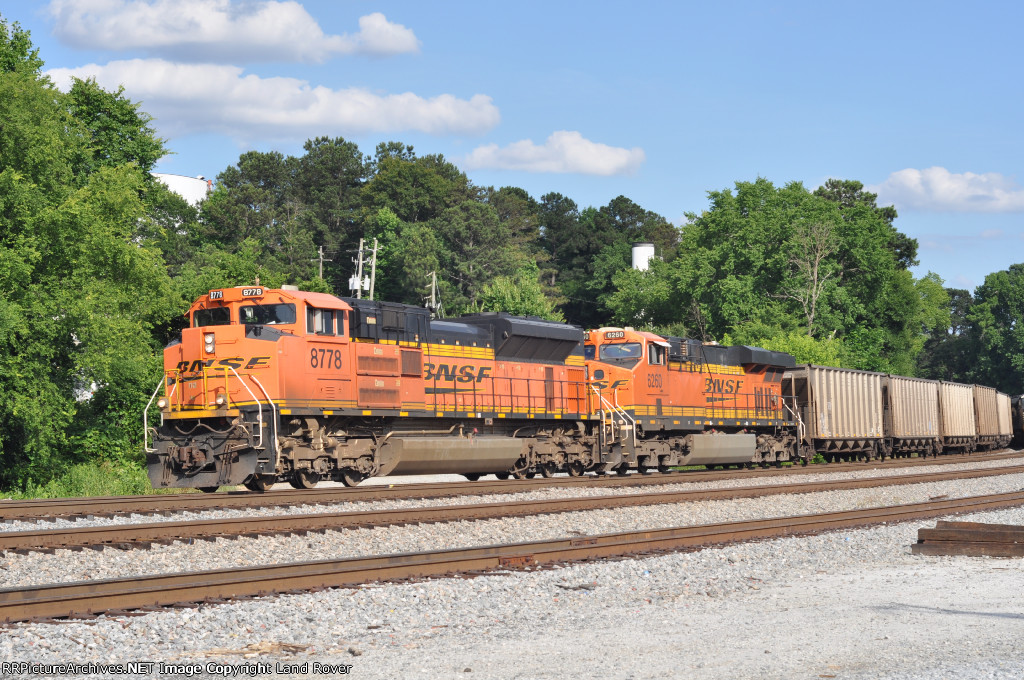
(567, 462), (585, 477)
(289, 470), (320, 489)
(198, 486), (220, 494)
(615, 465), (629, 476)
(243, 475), (273, 492)
(340, 470), (365, 487)
(658, 464), (671, 474)
(540, 463), (557, 478)
(511, 469), (529, 480)
(637, 463), (650, 475)
(463, 473), (481, 482)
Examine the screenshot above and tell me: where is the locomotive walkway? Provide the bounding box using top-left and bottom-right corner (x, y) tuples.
(1, 464), (1023, 553)
(2, 489), (1023, 623)
(2, 450), (1021, 522)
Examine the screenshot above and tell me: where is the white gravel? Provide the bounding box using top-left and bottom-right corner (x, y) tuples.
(1, 466), (1023, 678)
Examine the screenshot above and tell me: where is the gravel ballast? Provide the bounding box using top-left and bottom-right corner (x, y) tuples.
(1, 469), (1023, 678)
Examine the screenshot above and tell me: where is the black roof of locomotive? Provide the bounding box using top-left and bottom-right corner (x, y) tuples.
(455, 312), (584, 363)
(665, 336), (795, 369)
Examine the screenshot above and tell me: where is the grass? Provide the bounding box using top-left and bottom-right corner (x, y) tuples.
(1, 461), (188, 500)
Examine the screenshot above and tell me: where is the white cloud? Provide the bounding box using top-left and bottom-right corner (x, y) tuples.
(870, 167), (1024, 213)
(463, 131), (645, 176)
(47, 1), (420, 62)
(46, 59), (499, 138)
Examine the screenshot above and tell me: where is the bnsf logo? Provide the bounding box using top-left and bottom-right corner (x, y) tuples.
(424, 363), (492, 383)
(175, 357), (271, 374)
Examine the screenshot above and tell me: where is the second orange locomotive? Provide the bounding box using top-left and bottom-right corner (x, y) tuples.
(145, 286), (800, 490)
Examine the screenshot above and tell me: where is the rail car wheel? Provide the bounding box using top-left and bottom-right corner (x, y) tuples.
(198, 486), (219, 494)
(511, 470), (529, 480)
(495, 472), (510, 480)
(567, 462), (585, 477)
(243, 475), (273, 492)
(658, 464), (671, 474)
(463, 473), (481, 482)
(637, 463), (650, 475)
(289, 470), (320, 489)
(339, 470), (365, 487)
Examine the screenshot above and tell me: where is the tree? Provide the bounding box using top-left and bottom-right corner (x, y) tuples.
(967, 264), (1024, 393)
(778, 218), (840, 336)
(0, 18), (176, 486)
(65, 77), (166, 177)
(605, 177), (938, 372)
(479, 262), (565, 321)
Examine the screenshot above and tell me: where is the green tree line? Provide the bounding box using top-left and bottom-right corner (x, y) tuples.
(1, 18), (1022, 491)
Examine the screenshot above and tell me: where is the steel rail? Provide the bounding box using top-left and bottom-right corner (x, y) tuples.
(3, 490), (1024, 623)
(2, 450), (1021, 522)
(3, 465), (1024, 553)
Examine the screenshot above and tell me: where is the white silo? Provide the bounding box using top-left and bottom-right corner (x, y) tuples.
(632, 242), (656, 271)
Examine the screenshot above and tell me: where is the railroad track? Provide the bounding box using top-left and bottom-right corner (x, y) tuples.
(3, 464), (1023, 553)
(3, 450), (1021, 523)
(3, 489), (1023, 623)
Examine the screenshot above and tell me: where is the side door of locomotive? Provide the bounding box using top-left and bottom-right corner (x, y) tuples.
(304, 305), (350, 407)
(645, 341), (670, 417)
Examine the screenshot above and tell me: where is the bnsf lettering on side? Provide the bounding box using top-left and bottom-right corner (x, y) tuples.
(176, 357), (271, 373)
(424, 363), (492, 383)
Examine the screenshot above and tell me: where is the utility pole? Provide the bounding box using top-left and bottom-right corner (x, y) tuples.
(426, 271), (443, 318)
(368, 238), (378, 301)
(311, 245), (333, 279)
(351, 239), (365, 298)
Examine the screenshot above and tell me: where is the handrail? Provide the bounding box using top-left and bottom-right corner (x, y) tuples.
(245, 373), (278, 457)
(782, 395), (805, 443)
(220, 366), (267, 452)
(590, 384), (636, 449)
(142, 375), (165, 453)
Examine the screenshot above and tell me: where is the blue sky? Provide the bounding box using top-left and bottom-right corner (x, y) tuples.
(8, 0), (1023, 291)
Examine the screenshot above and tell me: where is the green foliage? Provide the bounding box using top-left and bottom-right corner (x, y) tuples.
(0, 24), (175, 489)
(66, 77), (166, 177)
(727, 329), (847, 367)
(966, 264), (1024, 393)
(0, 16), (43, 75)
(605, 177), (937, 372)
(479, 262), (565, 321)
(8, 461), (156, 499)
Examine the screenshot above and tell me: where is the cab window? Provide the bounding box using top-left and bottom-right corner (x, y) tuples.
(306, 307), (335, 335)
(240, 303), (296, 325)
(648, 343), (666, 365)
(584, 345), (596, 360)
(600, 342), (642, 360)
(194, 307), (231, 327)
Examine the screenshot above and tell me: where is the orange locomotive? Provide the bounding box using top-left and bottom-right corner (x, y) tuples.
(145, 286), (801, 490)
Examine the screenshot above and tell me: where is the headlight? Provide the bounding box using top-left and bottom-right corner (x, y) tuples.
(215, 394), (227, 406)
(204, 332), (215, 353)
(157, 398), (168, 409)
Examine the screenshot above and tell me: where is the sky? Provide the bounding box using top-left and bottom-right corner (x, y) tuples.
(6, 0), (1023, 292)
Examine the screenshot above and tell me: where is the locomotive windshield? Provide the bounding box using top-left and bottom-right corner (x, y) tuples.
(240, 303), (296, 325)
(600, 342), (642, 359)
(193, 307), (231, 327)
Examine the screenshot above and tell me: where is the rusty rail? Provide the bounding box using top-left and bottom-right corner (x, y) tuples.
(3, 464), (1024, 553)
(2, 450), (1021, 522)
(3, 490), (1024, 623)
